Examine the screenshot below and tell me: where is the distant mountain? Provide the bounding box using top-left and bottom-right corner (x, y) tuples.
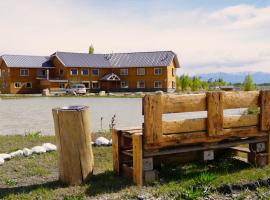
(198, 72), (270, 84)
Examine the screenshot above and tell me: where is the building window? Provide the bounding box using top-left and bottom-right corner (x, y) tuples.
(172, 68), (175, 77)
(137, 81), (145, 88)
(81, 69), (89, 76)
(120, 69), (128, 76)
(92, 69), (99, 76)
(59, 69), (64, 76)
(121, 81), (129, 88)
(172, 81), (176, 89)
(20, 69), (29, 76)
(154, 81), (162, 88)
(59, 83), (65, 89)
(137, 68), (145, 76)
(14, 82), (21, 88)
(154, 68), (162, 75)
(70, 69), (78, 76)
(26, 82), (32, 88)
(92, 81), (100, 89)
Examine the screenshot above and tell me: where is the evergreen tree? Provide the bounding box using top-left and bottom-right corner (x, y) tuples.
(243, 74), (255, 91)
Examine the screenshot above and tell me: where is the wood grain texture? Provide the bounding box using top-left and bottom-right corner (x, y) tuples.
(162, 114), (258, 135)
(143, 94), (163, 145)
(224, 114), (259, 128)
(112, 129), (120, 174)
(163, 118), (206, 134)
(52, 107), (94, 185)
(207, 92), (224, 136)
(132, 133), (143, 186)
(223, 91), (260, 109)
(144, 127), (266, 150)
(260, 90), (270, 131)
(163, 93), (206, 114)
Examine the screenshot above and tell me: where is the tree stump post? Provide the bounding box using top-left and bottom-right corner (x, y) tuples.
(52, 106), (94, 185)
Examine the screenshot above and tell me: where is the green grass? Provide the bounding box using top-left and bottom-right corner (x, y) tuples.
(1, 134), (270, 199)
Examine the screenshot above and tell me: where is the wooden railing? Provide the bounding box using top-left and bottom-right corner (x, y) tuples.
(143, 91), (270, 149)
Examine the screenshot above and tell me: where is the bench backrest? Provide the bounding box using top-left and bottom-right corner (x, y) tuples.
(142, 91), (270, 149)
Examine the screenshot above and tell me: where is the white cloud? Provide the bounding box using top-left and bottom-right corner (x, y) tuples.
(0, 1), (269, 75)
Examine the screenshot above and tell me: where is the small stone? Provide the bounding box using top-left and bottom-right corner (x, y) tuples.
(42, 143), (57, 152)
(232, 184), (243, 191)
(99, 91), (106, 96)
(259, 179), (269, 187)
(155, 91), (164, 95)
(0, 153), (11, 160)
(22, 148), (32, 157)
(242, 183), (257, 191)
(218, 184), (233, 194)
(0, 158), (4, 165)
(9, 150), (24, 158)
(31, 146), (46, 154)
(95, 137), (110, 146)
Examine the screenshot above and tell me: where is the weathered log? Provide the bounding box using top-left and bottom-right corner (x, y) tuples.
(207, 92), (224, 136)
(52, 106), (94, 185)
(163, 115), (259, 135)
(163, 93), (206, 113)
(223, 91), (260, 109)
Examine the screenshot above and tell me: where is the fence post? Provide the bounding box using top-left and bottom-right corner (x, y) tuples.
(260, 90), (270, 164)
(52, 106), (94, 185)
(207, 91), (224, 136)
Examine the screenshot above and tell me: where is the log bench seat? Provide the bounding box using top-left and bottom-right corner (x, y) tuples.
(113, 91), (270, 185)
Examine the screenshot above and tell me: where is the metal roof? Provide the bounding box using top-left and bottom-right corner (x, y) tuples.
(54, 51), (180, 68)
(1, 55), (53, 68)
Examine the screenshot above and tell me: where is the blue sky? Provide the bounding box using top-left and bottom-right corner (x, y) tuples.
(0, 0), (270, 75)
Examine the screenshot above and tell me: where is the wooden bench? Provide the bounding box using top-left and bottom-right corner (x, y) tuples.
(112, 91), (270, 185)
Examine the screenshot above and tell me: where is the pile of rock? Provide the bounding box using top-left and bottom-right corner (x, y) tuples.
(0, 143), (57, 166)
(94, 137), (112, 146)
(0, 138), (112, 166)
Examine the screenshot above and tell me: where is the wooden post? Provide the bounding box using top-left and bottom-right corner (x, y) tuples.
(207, 91), (224, 136)
(133, 133), (143, 186)
(112, 129), (120, 174)
(260, 90), (270, 164)
(52, 106), (94, 185)
(143, 94), (163, 145)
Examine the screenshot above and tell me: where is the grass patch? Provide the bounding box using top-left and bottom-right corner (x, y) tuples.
(1, 135), (270, 199)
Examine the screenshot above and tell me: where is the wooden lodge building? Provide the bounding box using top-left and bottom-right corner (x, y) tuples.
(0, 51), (180, 94)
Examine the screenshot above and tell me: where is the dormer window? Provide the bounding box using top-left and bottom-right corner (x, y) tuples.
(20, 69), (29, 76)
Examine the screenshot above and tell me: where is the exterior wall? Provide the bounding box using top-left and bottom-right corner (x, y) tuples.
(8, 68), (41, 94)
(166, 60), (177, 92)
(0, 61), (10, 93)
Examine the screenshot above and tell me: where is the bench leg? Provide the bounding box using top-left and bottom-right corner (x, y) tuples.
(266, 134), (270, 165)
(112, 129), (120, 174)
(133, 134), (143, 186)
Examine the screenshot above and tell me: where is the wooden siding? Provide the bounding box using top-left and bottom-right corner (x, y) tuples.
(52, 56), (177, 92)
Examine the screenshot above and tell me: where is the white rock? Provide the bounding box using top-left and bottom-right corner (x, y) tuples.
(23, 148), (32, 156)
(0, 158), (4, 165)
(31, 146), (46, 154)
(0, 153), (11, 160)
(99, 91), (106, 96)
(42, 143), (57, 152)
(95, 137), (110, 146)
(9, 150), (24, 158)
(109, 139), (112, 145)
